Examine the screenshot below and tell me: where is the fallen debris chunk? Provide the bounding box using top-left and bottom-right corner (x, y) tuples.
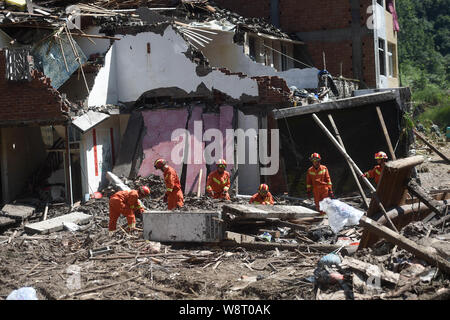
(225, 231), (255, 243)
(341, 256), (399, 285)
(24, 212), (92, 234)
(359, 216), (450, 274)
(1, 203), (35, 221)
(89, 246), (114, 258)
(0, 216), (16, 228)
(222, 204), (319, 220)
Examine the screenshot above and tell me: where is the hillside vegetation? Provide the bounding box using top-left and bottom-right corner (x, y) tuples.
(397, 0), (449, 131)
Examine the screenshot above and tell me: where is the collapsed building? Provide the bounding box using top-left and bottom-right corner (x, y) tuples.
(0, 0), (409, 207)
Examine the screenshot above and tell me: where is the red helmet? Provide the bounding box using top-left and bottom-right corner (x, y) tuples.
(216, 159), (227, 167)
(259, 184), (269, 193)
(139, 186), (150, 196)
(154, 158), (167, 169)
(375, 151), (388, 160)
(310, 153), (321, 161)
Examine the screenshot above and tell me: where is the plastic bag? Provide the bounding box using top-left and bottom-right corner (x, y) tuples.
(319, 198), (364, 233)
(6, 287), (38, 300)
(318, 253), (341, 267)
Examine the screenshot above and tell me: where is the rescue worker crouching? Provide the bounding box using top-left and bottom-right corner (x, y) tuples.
(154, 158), (184, 210)
(362, 151), (388, 186)
(249, 184), (274, 205)
(206, 159), (231, 200)
(109, 185), (150, 234)
(306, 153), (334, 215)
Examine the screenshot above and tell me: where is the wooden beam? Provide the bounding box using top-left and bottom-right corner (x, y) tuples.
(376, 106), (396, 160)
(216, 241), (341, 253)
(327, 114), (370, 208)
(224, 231), (255, 243)
(407, 181), (445, 219)
(413, 129), (450, 164)
(359, 215), (450, 274)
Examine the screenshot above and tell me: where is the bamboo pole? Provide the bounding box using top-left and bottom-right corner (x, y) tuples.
(376, 106), (396, 160)
(327, 114), (370, 209)
(311, 113), (398, 232)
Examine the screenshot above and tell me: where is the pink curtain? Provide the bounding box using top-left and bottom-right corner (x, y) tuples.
(387, 0), (400, 32)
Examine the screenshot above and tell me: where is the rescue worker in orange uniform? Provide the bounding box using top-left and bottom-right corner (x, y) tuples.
(109, 186), (150, 232)
(206, 159), (231, 200)
(249, 184), (274, 205)
(154, 158), (184, 210)
(362, 151), (388, 186)
(306, 153), (334, 214)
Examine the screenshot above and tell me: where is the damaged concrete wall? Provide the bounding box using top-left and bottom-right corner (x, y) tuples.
(1, 127), (47, 203)
(198, 30), (319, 89)
(88, 26), (259, 107)
(80, 116), (121, 197)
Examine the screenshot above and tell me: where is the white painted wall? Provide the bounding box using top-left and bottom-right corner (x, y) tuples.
(75, 26), (111, 58)
(80, 116), (121, 195)
(237, 111), (260, 195)
(198, 30), (318, 89)
(88, 26), (259, 107)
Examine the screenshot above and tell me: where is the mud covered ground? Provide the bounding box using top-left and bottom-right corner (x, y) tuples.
(0, 141), (448, 301)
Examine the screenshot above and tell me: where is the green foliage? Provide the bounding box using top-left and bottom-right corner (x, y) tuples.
(397, 0), (450, 130)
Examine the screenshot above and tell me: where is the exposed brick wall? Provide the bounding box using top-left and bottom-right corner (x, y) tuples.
(214, 0), (378, 87)
(0, 50), (69, 125)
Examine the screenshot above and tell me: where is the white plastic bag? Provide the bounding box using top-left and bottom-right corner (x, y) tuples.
(319, 198), (364, 234)
(6, 287), (38, 300)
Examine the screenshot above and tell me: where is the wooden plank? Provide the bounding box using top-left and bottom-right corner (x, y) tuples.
(407, 181), (445, 221)
(359, 216), (450, 275)
(222, 204), (319, 220)
(1, 203), (35, 220)
(359, 156), (425, 248)
(413, 129), (450, 164)
(24, 212), (92, 234)
(224, 231), (255, 243)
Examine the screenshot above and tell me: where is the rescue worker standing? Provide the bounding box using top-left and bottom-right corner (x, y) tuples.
(109, 186), (150, 232)
(362, 151), (388, 186)
(206, 159), (231, 200)
(249, 184), (274, 205)
(306, 153), (334, 214)
(154, 158), (184, 210)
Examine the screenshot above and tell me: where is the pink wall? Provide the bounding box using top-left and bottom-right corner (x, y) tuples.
(138, 105), (235, 194)
(138, 109), (188, 177)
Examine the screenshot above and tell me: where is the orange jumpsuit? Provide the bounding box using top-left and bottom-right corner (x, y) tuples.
(206, 170), (231, 200)
(164, 166), (184, 210)
(306, 164), (333, 213)
(365, 165), (383, 185)
(109, 190), (143, 231)
(249, 192), (274, 205)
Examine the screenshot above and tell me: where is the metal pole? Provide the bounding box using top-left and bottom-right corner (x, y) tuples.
(65, 125), (73, 207)
(311, 113), (398, 232)
(327, 114), (370, 209)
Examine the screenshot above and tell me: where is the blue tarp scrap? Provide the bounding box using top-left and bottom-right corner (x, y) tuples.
(32, 34), (87, 89)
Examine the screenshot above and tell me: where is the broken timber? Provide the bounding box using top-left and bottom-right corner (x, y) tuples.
(222, 204), (319, 220)
(24, 212), (92, 234)
(376, 106), (397, 160)
(359, 156), (425, 248)
(413, 129), (450, 164)
(217, 241), (340, 253)
(407, 181), (446, 222)
(341, 256), (399, 284)
(359, 216), (450, 275)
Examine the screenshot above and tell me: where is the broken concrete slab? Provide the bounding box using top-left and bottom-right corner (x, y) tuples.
(222, 204), (319, 220)
(1, 203), (35, 221)
(143, 211), (223, 242)
(0, 216), (16, 228)
(24, 212), (92, 234)
(72, 110), (110, 133)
